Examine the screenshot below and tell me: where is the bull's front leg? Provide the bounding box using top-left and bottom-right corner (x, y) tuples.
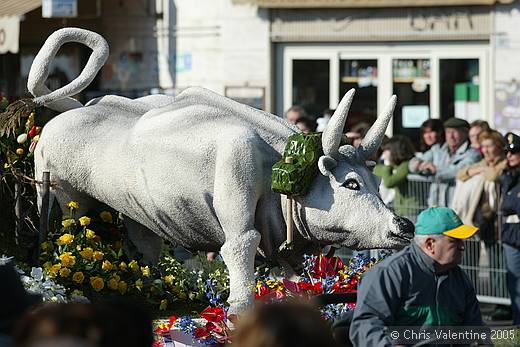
(220, 229), (261, 314)
(213, 134), (263, 314)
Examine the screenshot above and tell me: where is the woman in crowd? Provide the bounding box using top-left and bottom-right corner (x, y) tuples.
(500, 132), (520, 324)
(419, 119), (445, 153)
(456, 130), (506, 238)
(374, 135), (417, 219)
(454, 130), (507, 296)
(468, 120), (491, 152)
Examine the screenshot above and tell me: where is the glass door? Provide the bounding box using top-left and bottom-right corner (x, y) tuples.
(339, 59), (378, 131)
(439, 59), (479, 123)
(392, 58), (431, 144)
(292, 59), (330, 119)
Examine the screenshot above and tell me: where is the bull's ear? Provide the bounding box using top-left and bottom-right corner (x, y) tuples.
(318, 155), (337, 177)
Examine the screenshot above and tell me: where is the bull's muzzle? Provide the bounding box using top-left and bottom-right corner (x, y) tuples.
(392, 216), (415, 241)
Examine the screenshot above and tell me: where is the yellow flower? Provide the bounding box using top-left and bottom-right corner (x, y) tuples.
(90, 276), (105, 292)
(119, 262), (127, 271)
(108, 278), (119, 290)
(57, 233), (74, 246)
(159, 299), (168, 311)
(80, 247), (93, 260)
(135, 279), (143, 291)
(78, 216), (91, 226)
(93, 251), (104, 261)
(59, 267), (71, 278)
(129, 260), (139, 272)
(72, 271), (85, 284)
(59, 252), (76, 267)
(102, 260), (114, 271)
(62, 219), (75, 228)
(118, 281), (128, 294)
(85, 229), (96, 239)
(141, 266), (150, 277)
(100, 211), (113, 223)
(67, 201), (80, 210)
(164, 275), (174, 285)
(178, 292), (187, 300)
(47, 264), (61, 278)
(40, 241), (51, 251)
(43, 261), (52, 271)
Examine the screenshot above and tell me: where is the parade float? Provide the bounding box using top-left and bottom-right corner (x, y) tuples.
(0, 27), (413, 346)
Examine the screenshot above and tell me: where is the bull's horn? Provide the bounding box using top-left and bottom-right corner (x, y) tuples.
(322, 89), (355, 158)
(357, 95), (397, 159)
(28, 28), (109, 112)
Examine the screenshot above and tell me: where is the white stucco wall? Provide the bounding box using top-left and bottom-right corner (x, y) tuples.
(494, 2), (520, 134)
(159, 0), (271, 109)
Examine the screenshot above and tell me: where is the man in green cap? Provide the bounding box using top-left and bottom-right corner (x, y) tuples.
(409, 117), (481, 207)
(350, 207), (487, 346)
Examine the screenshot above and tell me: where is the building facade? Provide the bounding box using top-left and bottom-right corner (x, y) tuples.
(2, 0), (520, 137)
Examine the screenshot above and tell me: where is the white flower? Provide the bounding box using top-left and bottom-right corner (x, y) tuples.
(0, 255), (13, 266)
(31, 267), (44, 281)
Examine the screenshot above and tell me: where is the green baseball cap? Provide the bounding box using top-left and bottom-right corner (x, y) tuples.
(415, 207), (478, 239)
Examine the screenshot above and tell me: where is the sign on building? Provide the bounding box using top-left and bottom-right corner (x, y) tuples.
(42, 0), (78, 18)
(0, 16), (20, 54)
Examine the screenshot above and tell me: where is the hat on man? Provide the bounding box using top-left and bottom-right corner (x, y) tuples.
(504, 132), (520, 153)
(415, 207), (479, 239)
(443, 117), (470, 129)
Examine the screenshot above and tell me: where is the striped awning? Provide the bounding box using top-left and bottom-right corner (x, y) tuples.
(0, 0), (41, 16)
(233, 0), (514, 8)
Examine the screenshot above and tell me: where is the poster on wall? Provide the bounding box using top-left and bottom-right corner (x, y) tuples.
(225, 86), (265, 111)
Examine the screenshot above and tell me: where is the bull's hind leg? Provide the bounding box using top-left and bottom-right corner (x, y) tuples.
(123, 216), (163, 264)
(213, 134), (262, 314)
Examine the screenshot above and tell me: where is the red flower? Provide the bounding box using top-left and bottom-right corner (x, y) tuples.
(297, 281), (323, 294)
(28, 126), (38, 138)
(200, 306), (225, 323)
(255, 284), (269, 299)
(152, 340), (164, 347)
(194, 327), (208, 338)
(313, 254), (343, 278)
(283, 279), (300, 294)
(205, 321), (223, 333)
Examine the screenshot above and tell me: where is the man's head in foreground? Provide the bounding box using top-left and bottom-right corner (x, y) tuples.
(414, 207), (479, 271)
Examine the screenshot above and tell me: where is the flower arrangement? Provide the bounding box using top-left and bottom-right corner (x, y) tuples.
(154, 252), (379, 346)
(254, 253), (378, 320)
(155, 280), (233, 346)
(39, 201), (229, 311)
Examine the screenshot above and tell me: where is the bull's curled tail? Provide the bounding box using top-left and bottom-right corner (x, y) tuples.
(28, 28), (109, 112)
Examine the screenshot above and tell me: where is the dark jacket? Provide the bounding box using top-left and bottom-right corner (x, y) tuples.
(350, 242), (484, 347)
(500, 167), (520, 248)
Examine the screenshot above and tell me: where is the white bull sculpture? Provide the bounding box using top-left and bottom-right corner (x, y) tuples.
(25, 28), (414, 312)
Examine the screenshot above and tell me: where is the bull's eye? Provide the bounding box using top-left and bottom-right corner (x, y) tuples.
(342, 178), (360, 191)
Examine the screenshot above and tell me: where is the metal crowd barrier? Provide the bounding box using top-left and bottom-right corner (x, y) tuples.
(400, 174), (510, 305)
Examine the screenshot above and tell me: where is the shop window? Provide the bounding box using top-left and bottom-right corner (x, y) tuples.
(340, 59), (377, 132)
(292, 60), (329, 119)
(392, 58), (431, 144)
(439, 59), (479, 122)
